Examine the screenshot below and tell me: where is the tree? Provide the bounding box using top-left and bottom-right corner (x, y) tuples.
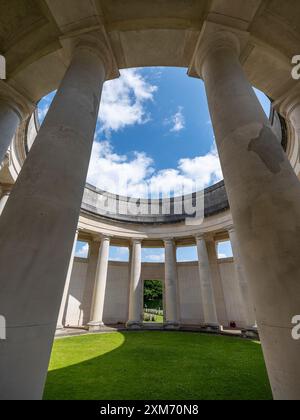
(144, 280), (163, 309)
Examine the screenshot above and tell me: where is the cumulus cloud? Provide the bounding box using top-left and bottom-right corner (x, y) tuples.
(37, 69), (223, 200)
(37, 68), (157, 133)
(142, 250), (165, 263)
(99, 69), (157, 134)
(178, 144), (223, 188)
(87, 141), (155, 197)
(87, 139), (223, 198)
(75, 243), (89, 258)
(165, 106), (185, 133)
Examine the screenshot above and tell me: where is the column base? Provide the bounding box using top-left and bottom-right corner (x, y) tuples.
(126, 321), (142, 330)
(164, 322), (180, 330)
(88, 322), (105, 332)
(56, 325), (64, 331)
(242, 327), (259, 339)
(202, 324), (221, 332)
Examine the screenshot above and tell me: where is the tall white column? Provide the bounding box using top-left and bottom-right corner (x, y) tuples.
(228, 226), (257, 333)
(193, 22), (300, 399)
(0, 33), (115, 400)
(127, 240), (143, 328)
(88, 235), (111, 331)
(82, 240), (101, 326)
(0, 82), (34, 164)
(56, 230), (79, 330)
(206, 236), (228, 328)
(196, 236), (219, 330)
(164, 239), (180, 329)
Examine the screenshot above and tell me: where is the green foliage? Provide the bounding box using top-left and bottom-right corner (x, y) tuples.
(144, 280), (163, 301)
(144, 280), (163, 310)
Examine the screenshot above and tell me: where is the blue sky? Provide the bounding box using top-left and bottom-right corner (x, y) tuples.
(39, 67), (270, 262)
(75, 241), (232, 262)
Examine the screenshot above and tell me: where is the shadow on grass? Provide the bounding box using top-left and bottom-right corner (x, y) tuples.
(44, 331), (273, 400)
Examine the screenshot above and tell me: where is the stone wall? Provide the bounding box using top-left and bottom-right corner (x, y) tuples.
(65, 258), (243, 328)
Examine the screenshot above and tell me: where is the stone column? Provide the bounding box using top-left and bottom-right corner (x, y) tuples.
(193, 22), (300, 399)
(206, 236), (229, 328)
(88, 235), (111, 331)
(0, 33), (115, 400)
(127, 240), (143, 329)
(0, 100), (20, 164)
(164, 239), (180, 329)
(0, 82), (34, 164)
(196, 236), (219, 330)
(56, 229), (79, 330)
(228, 226), (257, 335)
(82, 239), (101, 326)
(0, 185), (12, 216)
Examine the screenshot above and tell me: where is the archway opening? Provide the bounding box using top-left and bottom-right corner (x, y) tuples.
(143, 280), (164, 324)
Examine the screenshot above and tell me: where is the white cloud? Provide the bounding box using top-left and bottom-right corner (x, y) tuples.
(165, 107), (185, 133)
(218, 253), (227, 259)
(99, 69), (157, 134)
(38, 104), (49, 122)
(147, 254), (165, 262)
(178, 144), (223, 188)
(142, 250), (165, 263)
(76, 243), (89, 258)
(109, 246), (129, 262)
(37, 69), (157, 132)
(87, 141), (154, 197)
(87, 139), (223, 198)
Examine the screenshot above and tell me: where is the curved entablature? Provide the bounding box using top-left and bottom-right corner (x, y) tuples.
(82, 180), (229, 225)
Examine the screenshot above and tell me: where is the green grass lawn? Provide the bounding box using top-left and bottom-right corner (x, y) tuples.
(44, 332), (272, 400)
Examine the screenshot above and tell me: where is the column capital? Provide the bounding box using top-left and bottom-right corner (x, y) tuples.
(131, 238), (142, 246)
(226, 225), (235, 234)
(92, 234), (112, 244)
(60, 29), (120, 81)
(195, 234), (205, 242)
(196, 233), (215, 243)
(100, 234), (111, 242)
(0, 81), (35, 120)
(163, 238), (175, 245)
(188, 21), (250, 79)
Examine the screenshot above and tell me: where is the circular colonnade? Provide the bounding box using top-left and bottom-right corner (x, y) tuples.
(0, 0), (300, 400)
